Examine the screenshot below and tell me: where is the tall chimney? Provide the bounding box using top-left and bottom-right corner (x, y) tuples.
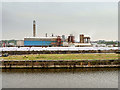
(52, 33), (54, 37)
(33, 20), (36, 37)
(80, 34), (84, 43)
(46, 33), (47, 37)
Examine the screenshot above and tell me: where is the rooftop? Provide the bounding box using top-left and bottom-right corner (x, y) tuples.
(24, 37), (58, 39)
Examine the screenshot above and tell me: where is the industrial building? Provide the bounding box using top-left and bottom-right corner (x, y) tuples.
(24, 36), (63, 47)
(16, 40), (24, 47)
(23, 20), (63, 47)
(73, 34), (91, 47)
(68, 34), (75, 43)
(66, 34), (91, 47)
(16, 20), (91, 47)
(80, 34), (90, 43)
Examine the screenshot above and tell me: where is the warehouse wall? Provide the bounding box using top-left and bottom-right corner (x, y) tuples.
(24, 41), (57, 46)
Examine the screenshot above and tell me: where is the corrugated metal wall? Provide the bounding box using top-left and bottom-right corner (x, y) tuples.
(24, 41), (57, 46)
(24, 38), (63, 46)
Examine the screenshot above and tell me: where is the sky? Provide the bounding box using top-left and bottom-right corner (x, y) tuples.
(1, 2), (118, 41)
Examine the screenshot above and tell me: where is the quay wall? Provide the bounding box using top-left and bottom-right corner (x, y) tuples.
(1, 60), (120, 69)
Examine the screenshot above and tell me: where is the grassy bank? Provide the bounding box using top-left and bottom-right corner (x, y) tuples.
(0, 53), (119, 60)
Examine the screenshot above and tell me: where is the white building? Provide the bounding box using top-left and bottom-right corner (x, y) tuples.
(74, 43), (92, 47)
(16, 40), (24, 46)
(91, 43), (106, 47)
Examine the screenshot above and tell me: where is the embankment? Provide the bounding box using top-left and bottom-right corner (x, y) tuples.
(1, 59), (120, 69)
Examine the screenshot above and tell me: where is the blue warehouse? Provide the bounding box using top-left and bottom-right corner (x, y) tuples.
(24, 37), (63, 47)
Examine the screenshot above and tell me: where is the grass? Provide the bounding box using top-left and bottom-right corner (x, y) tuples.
(0, 53), (119, 61)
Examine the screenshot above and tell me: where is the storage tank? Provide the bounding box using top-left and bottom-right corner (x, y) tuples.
(80, 34), (84, 43)
(68, 35), (74, 43)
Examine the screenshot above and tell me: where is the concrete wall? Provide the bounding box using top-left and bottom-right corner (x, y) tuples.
(16, 40), (24, 46)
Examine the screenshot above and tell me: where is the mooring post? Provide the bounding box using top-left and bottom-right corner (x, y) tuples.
(80, 62), (83, 67)
(10, 64), (11, 69)
(5, 64), (6, 68)
(32, 60), (33, 68)
(88, 62), (91, 67)
(69, 64), (71, 68)
(31, 60), (33, 68)
(54, 62), (56, 68)
(46, 63), (48, 68)
(73, 63), (76, 68)
(25, 61), (27, 67)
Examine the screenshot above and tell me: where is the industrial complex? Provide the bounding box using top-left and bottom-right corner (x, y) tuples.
(0, 20), (119, 53)
(16, 20), (91, 47)
(0, 21), (119, 69)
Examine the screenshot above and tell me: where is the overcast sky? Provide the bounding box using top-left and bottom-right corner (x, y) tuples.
(2, 2), (118, 41)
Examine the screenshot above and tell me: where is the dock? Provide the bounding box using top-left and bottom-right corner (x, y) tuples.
(1, 59), (120, 69)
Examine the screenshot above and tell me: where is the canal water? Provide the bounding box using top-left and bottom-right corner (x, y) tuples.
(2, 68), (118, 88)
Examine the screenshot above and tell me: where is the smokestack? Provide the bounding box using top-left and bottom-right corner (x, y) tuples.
(52, 33), (54, 37)
(33, 20), (36, 37)
(46, 33), (47, 37)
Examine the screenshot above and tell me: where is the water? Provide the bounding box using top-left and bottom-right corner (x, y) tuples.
(2, 68), (118, 88)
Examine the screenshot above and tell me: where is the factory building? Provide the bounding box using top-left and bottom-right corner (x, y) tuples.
(22, 20), (92, 47)
(23, 20), (63, 47)
(68, 34), (75, 43)
(16, 40), (24, 47)
(73, 34), (91, 47)
(80, 34), (90, 43)
(24, 37), (63, 47)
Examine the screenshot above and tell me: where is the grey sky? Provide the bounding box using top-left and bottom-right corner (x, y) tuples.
(2, 2), (118, 41)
